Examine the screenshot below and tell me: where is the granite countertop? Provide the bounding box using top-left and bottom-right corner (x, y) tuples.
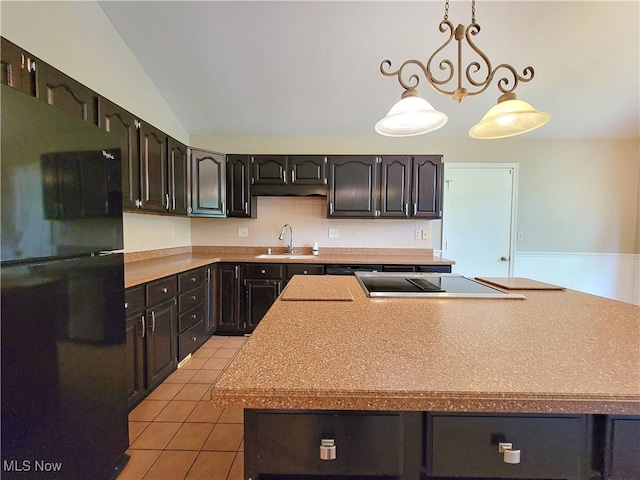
(209, 275), (640, 414)
(123, 246), (454, 288)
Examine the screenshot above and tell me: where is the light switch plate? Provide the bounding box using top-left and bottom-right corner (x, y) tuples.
(237, 227), (249, 238)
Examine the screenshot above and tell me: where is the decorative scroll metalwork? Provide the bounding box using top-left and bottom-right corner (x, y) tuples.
(380, 2), (535, 103)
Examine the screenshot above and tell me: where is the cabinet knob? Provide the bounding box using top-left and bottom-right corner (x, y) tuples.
(162, 287), (168, 293)
(191, 277), (197, 282)
(303, 270), (308, 274)
(191, 336), (197, 342)
(320, 439), (336, 461)
(498, 442), (521, 464)
(261, 269), (266, 274)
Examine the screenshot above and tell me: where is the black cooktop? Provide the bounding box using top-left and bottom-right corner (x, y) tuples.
(354, 272), (526, 299)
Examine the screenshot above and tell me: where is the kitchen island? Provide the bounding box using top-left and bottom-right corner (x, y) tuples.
(210, 275), (640, 479)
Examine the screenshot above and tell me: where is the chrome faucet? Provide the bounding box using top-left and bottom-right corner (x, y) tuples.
(278, 224), (293, 254)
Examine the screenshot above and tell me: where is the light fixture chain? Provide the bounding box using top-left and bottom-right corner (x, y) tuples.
(444, 0), (449, 20)
(471, 0), (476, 24)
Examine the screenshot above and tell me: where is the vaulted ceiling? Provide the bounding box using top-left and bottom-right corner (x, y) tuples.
(99, 1), (639, 140)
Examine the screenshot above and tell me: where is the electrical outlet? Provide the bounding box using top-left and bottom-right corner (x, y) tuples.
(328, 228), (339, 239)
(237, 227), (249, 238)
(414, 230), (421, 239)
(422, 229), (429, 240)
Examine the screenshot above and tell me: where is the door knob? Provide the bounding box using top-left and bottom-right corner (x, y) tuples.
(500, 256), (510, 262)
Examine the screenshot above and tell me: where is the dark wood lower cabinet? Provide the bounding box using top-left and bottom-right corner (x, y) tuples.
(146, 299), (177, 389)
(245, 279), (282, 332)
(217, 263), (244, 334)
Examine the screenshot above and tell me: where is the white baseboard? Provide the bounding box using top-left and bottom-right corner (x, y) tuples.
(514, 252), (640, 305)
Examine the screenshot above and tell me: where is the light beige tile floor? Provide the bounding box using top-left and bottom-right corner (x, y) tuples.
(121, 336), (247, 480)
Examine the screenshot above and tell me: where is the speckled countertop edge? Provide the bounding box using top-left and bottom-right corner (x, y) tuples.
(124, 246), (454, 288)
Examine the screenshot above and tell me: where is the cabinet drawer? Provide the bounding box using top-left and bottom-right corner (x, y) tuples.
(146, 277), (177, 307)
(178, 320), (206, 360)
(417, 264), (452, 273)
(125, 286), (145, 313)
(253, 411), (403, 476)
(179, 304), (205, 333)
(286, 264), (324, 279)
(178, 268), (204, 292)
(427, 413), (587, 479)
(244, 263), (284, 279)
(606, 415), (640, 479)
(178, 285), (204, 313)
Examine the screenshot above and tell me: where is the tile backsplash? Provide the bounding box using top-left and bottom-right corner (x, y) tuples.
(190, 197), (437, 251)
(124, 197), (439, 253)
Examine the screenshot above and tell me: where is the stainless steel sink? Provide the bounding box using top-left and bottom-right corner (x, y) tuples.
(255, 254), (318, 260)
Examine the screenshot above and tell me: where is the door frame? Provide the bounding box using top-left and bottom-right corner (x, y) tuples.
(442, 163), (519, 277)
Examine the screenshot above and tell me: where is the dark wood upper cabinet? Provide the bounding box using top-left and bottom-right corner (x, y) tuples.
(252, 156), (288, 185)
(290, 156), (327, 185)
(412, 155), (443, 218)
(190, 149), (226, 217)
(168, 138), (188, 215)
(98, 98), (141, 210)
(379, 156), (412, 218)
(1, 37), (37, 96)
(227, 155), (256, 218)
(328, 156), (379, 217)
(36, 61), (98, 124)
(139, 122), (169, 213)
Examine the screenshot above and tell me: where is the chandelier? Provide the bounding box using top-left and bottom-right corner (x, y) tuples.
(375, 0), (550, 139)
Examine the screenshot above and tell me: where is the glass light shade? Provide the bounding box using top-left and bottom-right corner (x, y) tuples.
(469, 97), (550, 139)
(375, 93), (448, 137)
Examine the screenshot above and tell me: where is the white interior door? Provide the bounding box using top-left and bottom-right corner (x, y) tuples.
(442, 164), (518, 277)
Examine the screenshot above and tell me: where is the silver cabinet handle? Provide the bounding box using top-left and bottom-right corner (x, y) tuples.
(244, 202), (248, 214)
(192, 336), (197, 342)
(329, 202), (334, 215)
(165, 193), (170, 210)
(498, 443), (521, 464)
(413, 203), (417, 215)
(140, 315), (146, 338)
(191, 277), (197, 282)
(405, 203), (409, 216)
(291, 170), (296, 183)
(235, 265), (239, 279)
(191, 295), (196, 301)
(151, 311), (156, 332)
(320, 439), (336, 461)
(161, 287), (168, 293)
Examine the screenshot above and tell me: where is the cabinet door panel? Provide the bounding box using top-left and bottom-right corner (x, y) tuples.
(380, 156), (411, 217)
(252, 156), (288, 185)
(146, 300), (177, 388)
(140, 123), (169, 212)
(126, 313), (146, 409)
(205, 265), (218, 335)
(190, 149), (226, 217)
(290, 156), (327, 185)
(98, 98), (140, 210)
(246, 280), (282, 331)
(227, 155), (254, 217)
(168, 138), (188, 215)
(412, 155), (443, 218)
(37, 62), (97, 124)
(328, 156), (378, 217)
(217, 264), (243, 332)
(1, 37), (37, 96)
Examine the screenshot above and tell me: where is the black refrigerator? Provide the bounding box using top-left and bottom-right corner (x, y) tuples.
(1, 84), (129, 479)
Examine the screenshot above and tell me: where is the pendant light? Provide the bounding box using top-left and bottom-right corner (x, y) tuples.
(377, 0), (550, 139)
(375, 88), (448, 137)
(469, 93), (551, 139)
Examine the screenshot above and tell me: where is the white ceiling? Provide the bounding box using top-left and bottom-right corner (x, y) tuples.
(99, 1), (639, 140)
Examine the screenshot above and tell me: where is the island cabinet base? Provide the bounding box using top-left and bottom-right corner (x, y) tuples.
(244, 410), (423, 479)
